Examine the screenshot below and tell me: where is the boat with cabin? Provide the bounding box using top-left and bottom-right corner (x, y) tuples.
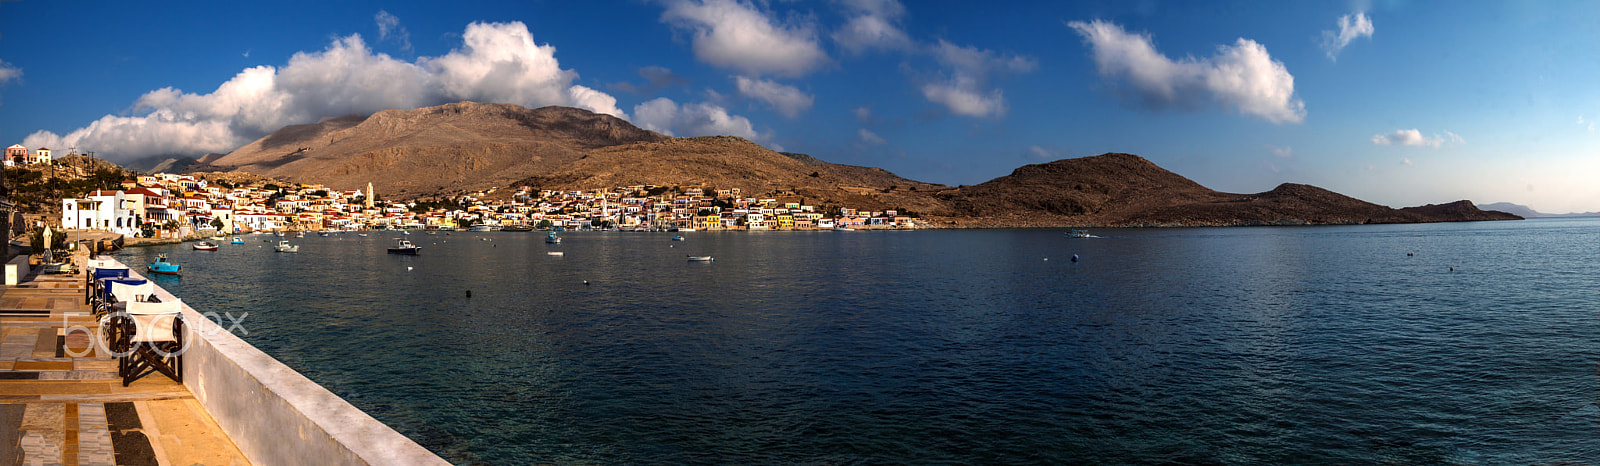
(387, 239), (421, 255)
(230, 237), (244, 244)
(147, 255), (181, 275)
(193, 241), (219, 251)
(686, 255), (714, 262)
(274, 241), (299, 253)
(545, 232), (562, 244)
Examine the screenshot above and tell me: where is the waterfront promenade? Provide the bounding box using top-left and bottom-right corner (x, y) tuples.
(1, 261), (248, 465)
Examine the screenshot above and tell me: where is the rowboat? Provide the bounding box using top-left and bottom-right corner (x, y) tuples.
(193, 241), (219, 251)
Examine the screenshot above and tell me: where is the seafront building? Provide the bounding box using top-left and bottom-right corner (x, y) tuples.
(55, 172), (921, 236)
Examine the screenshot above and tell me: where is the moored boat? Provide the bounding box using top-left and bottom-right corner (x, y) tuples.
(230, 237), (244, 244)
(193, 241), (219, 251)
(387, 239), (421, 255)
(274, 240), (299, 253)
(832, 227), (855, 231)
(687, 255), (714, 261)
(148, 255), (181, 275)
(545, 232), (562, 244)
(672, 235), (685, 241)
(1066, 230), (1097, 238)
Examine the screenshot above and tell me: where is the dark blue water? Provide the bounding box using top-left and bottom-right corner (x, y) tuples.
(116, 219), (1600, 464)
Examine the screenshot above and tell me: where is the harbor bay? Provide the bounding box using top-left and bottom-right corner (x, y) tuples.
(113, 219), (1600, 464)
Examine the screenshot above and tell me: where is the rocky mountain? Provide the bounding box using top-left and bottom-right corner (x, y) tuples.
(932, 153), (1521, 227)
(119, 154), (201, 174)
(198, 102), (1520, 227)
(201, 102), (668, 196)
(1476, 202), (1600, 218)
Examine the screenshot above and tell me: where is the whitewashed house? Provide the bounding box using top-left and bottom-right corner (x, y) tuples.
(62, 190), (139, 236)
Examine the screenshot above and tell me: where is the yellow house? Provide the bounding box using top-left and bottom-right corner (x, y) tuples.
(693, 214), (721, 230)
(775, 213), (795, 230)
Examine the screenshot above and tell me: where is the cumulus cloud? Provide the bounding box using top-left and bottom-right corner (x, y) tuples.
(660, 0), (829, 77)
(734, 76), (813, 117)
(1370, 128), (1462, 148)
(632, 97), (762, 140)
(920, 40), (1035, 117)
(832, 0), (913, 54)
(1268, 145), (1293, 158)
(1320, 12), (1373, 61)
(857, 128), (886, 145)
(23, 21), (627, 160)
(610, 66), (690, 94)
(1068, 19), (1305, 124)
(375, 10), (413, 51)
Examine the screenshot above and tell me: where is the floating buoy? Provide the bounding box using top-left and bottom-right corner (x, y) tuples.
(407, 266), (413, 271)
(1043, 257), (1048, 261)
(1449, 267), (1453, 272)
(466, 290), (472, 298)
(1071, 254), (1079, 262)
(583, 280), (590, 285)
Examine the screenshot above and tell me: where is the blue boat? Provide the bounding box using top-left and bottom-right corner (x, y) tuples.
(545, 232), (561, 244)
(147, 255), (181, 276)
(231, 237), (244, 244)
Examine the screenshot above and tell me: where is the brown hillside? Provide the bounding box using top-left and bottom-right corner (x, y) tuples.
(204, 102), (668, 196)
(515, 136), (949, 213)
(934, 153), (1521, 227)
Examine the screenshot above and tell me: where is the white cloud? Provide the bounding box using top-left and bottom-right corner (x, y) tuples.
(858, 128), (886, 145)
(920, 40), (1035, 117)
(1371, 128), (1462, 148)
(375, 10), (413, 52)
(853, 106), (872, 123)
(832, 0), (913, 54)
(0, 61), (21, 84)
(734, 76), (813, 117)
(23, 21), (628, 160)
(1320, 12), (1373, 61)
(632, 97), (762, 140)
(1024, 145), (1061, 161)
(1068, 19), (1305, 124)
(1579, 115), (1596, 133)
(660, 0), (829, 77)
(1268, 145), (1293, 158)
(1401, 157), (1413, 166)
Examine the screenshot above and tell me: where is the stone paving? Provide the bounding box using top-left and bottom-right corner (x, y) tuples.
(0, 260), (249, 466)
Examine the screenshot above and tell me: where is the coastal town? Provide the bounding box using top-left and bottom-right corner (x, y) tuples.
(13, 144), (922, 240)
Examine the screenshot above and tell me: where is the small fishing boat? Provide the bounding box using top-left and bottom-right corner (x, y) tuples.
(832, 227), (855, 231)
(274, 240), (299, 253)
(147, 255), (181, 275)
(193, 241), (219, 251)
(387, 239), (421, 255)
(1066, 230), (1097, 238)
(358, 233), (369, 237)
(545, 232), (562, 244)
(672, 235), (685, 241)
(209, 235), (225, 241)
(468, 225), (496, 232)
(687, 255), (714, 262)
(678, 228), (696, 232)
(318, 231), (331, 237)
(546, 251), (564, 256)
(230, 237), (244, 244)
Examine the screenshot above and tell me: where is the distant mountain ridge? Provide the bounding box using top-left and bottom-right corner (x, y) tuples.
(191, 102), (1521, 227)
(1476, 202), (1599, 218)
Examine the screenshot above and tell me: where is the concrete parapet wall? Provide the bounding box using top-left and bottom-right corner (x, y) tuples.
(113, 259), (447, 466)
(5, 255), (28, 285)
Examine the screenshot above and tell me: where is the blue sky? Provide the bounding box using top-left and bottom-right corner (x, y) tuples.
(1, 1), (1596, 212)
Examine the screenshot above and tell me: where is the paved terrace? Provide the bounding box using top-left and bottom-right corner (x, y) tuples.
(0, 262), (249, 465)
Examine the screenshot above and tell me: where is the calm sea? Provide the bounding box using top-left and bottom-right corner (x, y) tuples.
(115, 219), (1599, 464)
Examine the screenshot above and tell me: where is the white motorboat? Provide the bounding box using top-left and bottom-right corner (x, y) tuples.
(274, 240), (299, 253)
(687, 255), (714, 262)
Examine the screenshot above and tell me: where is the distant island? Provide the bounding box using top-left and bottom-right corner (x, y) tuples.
(1474, 202), (1598, 219)
(45, 101), (1523, 229)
